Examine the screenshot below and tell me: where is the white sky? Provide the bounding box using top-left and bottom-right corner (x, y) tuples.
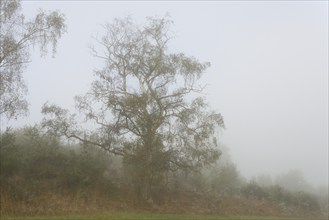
(7, 1), (328, 187)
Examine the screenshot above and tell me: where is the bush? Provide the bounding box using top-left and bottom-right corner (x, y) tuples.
(239, 181), (320, 212)
(209, 163), (241, 195)
(295, 191), (320, 211)
(0, 126), (119, 200)
(240, 181), (267, 199)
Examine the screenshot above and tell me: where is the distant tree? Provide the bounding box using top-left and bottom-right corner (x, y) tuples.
(0, 0), (66, 120)
(42, 16), (224, 201)
(275, 169), (312, 192)
(253, 174), (273, 187)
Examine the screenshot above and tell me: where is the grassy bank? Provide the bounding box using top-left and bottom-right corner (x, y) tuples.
(1, 191), (326, 219)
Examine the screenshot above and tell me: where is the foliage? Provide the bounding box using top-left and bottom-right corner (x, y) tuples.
(208, 162), (242, 195)
(0, 127), (117, 201)
(0, 127), (324, 216)
(240, 181), (320, 212)
(0, 0), (66, 120)
(241, 181), (267, 200)
(41, 16), (224, 201)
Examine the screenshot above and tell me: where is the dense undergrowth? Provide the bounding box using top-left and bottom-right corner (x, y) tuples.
(1, 127), (328, 217)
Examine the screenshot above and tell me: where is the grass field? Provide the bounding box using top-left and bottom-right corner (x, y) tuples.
(1, 213), (328, 220)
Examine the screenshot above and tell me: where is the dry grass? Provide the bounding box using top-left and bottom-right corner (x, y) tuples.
(1, 191), (325, 219)
(1, 191), (128, 216)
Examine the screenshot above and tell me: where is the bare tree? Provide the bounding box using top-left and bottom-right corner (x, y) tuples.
(42, 16), (224, 201)
(0, 0), (66, 120)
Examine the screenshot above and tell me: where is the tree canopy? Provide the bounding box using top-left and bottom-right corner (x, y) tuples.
(42, 16), (224, 201)
(0, 0), (66, 120)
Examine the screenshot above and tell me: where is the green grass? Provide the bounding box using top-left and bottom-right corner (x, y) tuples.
(1, 213), (327, 220)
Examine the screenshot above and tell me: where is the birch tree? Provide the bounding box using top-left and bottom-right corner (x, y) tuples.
(42, 16), (224, 201)
(0, 0), (66, 119)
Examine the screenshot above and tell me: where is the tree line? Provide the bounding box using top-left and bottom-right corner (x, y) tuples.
(1, 126), (326, 215)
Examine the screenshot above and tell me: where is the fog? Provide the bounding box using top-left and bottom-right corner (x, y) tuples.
(6, 1), (328, 187)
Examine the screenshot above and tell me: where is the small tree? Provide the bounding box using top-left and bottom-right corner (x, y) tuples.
(0, 0), (66, 120)
(42, 16), (224, 201)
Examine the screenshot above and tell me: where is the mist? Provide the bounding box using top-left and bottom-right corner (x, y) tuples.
(5, 0), (328, 189)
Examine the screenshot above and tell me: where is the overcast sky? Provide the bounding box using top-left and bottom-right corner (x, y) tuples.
(7, 1), (328, 187)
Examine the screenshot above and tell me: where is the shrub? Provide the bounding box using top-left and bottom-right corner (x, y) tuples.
(240, 181), (267, 199)
(0, 126), (119, 200)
